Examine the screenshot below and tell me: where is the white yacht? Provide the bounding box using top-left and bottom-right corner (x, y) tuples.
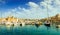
(5, 21), (13, 26)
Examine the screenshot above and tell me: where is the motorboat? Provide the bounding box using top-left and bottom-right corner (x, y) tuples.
(56, 25), (60, 28)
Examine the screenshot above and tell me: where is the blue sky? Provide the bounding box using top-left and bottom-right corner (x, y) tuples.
(0, 0), (43, 11)
(0, 0), (60, 19)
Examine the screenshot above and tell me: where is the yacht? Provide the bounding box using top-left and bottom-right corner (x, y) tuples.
(20, 22), (25, 26)
(44, 20), (50, 27)
(5, 21), (13, 26)
(44, 2), (51, 27)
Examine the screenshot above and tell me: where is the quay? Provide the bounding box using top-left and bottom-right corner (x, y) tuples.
(0, 16), (42, 26)
(0, 14), (60, 26)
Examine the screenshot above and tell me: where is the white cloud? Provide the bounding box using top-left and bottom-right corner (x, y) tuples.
(1, 0), (60, 19)
(28, 2), (39, 8)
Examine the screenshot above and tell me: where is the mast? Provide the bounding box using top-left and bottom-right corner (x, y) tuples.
(47, 2), (49, 21)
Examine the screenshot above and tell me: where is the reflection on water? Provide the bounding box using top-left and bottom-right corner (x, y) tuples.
(0, 25), (60, 35)
(35, 24), (40, 28)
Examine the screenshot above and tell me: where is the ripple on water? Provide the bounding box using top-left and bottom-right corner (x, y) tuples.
(0, 25), (60, 35)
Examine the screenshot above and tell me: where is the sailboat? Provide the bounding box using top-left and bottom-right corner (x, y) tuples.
(44, 3), (51, 27)
(44, 20), (50, 27)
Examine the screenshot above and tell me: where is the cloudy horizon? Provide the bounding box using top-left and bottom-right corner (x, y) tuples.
(0, 0), (60, 19)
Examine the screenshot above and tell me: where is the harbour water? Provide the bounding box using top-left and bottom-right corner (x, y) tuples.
(0, 24), (60, 35)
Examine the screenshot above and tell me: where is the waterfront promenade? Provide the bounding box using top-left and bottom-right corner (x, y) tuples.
(0, 16), (42, 26)
(0, 14), (60, 26)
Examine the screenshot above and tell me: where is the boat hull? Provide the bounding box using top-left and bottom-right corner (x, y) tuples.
(44, 24), (50, 27)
